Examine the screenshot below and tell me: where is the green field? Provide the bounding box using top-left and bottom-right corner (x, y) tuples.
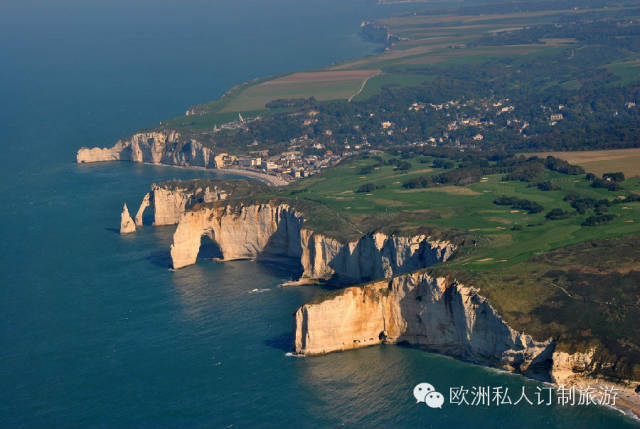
(329, 8), (609, 73)
(174, 148), (640, 378)
(436, 235), (640, 379)
(606, 59), (640, 86)
(352, 73), (434, 101)
(273, 153), (640, 268)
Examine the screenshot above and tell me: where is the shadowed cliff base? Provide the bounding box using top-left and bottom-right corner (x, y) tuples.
(198, 235), (223, 261)
(146, 250), (173, 269)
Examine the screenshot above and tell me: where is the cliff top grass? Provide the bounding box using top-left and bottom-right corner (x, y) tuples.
(268, 149), (639, 379)
(187, 149), (640, 261)
(432, 235), (640, 381)
(268, 151), (640, 261)
(156, 178), (270, 197)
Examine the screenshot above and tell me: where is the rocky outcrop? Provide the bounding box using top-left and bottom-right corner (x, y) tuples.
(134, 182), (231, 227)
(135, 193), (151, 226)
(150, 184), (202, 226)
(77, 131), (217, 168)
(169, 203), (456, 282)
(298, 229), (454, 281)
(171, 203), (303, 269)
(550, 349), (597, 385)
(120, 204), (136, 234)
(294, 272), (554, 377)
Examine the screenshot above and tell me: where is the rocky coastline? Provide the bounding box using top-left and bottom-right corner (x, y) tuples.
(121, 179), (640, 421)
(76, 131), (288, 187)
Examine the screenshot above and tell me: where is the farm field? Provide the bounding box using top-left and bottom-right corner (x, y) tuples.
(221, 70), (381, 111)
(532, 149), (640, 177)
(160, 4), (634, 130)
(329, 7), (607, 72)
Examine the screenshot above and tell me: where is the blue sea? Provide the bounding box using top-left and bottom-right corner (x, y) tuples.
(0, 0), (637, 427)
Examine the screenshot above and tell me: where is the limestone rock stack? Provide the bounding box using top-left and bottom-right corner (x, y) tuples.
(135, 192), (151, 226)
(120, 204), (136, 234)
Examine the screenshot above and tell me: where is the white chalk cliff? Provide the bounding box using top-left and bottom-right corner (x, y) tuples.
(127, 189), (606, 386)
(77, 131), (217, 168)
(134, 182), (230, 227)
(120, 204), (136, 234)
(169, 202), (456, 282)
(293, 272), (607, 383)
(294, 273), (557, 376)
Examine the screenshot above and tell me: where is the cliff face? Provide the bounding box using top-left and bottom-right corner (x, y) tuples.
(135, 183), (230, 226)
(169, 203), (456, 283)
(298, 230), (454, 281)
(550, 349), (597, 385)
(77, 131), (217, 168)
(293, 272), (610, 383)
(294, 272), (555, 377)
(135, 192), (151, 226)
(171, 203), (303, 269)
(124, 184), (603, 386)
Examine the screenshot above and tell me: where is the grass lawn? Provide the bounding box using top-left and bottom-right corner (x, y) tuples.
(271, 153), (640, 266)
(434, 235), (640, 379)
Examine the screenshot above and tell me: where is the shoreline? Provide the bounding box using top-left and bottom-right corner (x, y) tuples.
(572, 378), (640, 422)
(218, 167), (290, 187)
(134, 161), (290, 187)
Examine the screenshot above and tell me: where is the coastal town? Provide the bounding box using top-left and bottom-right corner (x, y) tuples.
(207, 93), (624, 183)
(214, 144), (344, 184)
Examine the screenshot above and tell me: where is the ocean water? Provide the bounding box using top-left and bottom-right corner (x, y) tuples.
(0, 0), (637, 427)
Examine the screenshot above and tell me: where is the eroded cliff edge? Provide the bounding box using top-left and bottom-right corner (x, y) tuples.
(77, 131), (217, 168)
(132, 179), (269, 227)
(125, 183), (640, 417)
(294, 272), (589, 384)
(169, 202), (456, 284)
